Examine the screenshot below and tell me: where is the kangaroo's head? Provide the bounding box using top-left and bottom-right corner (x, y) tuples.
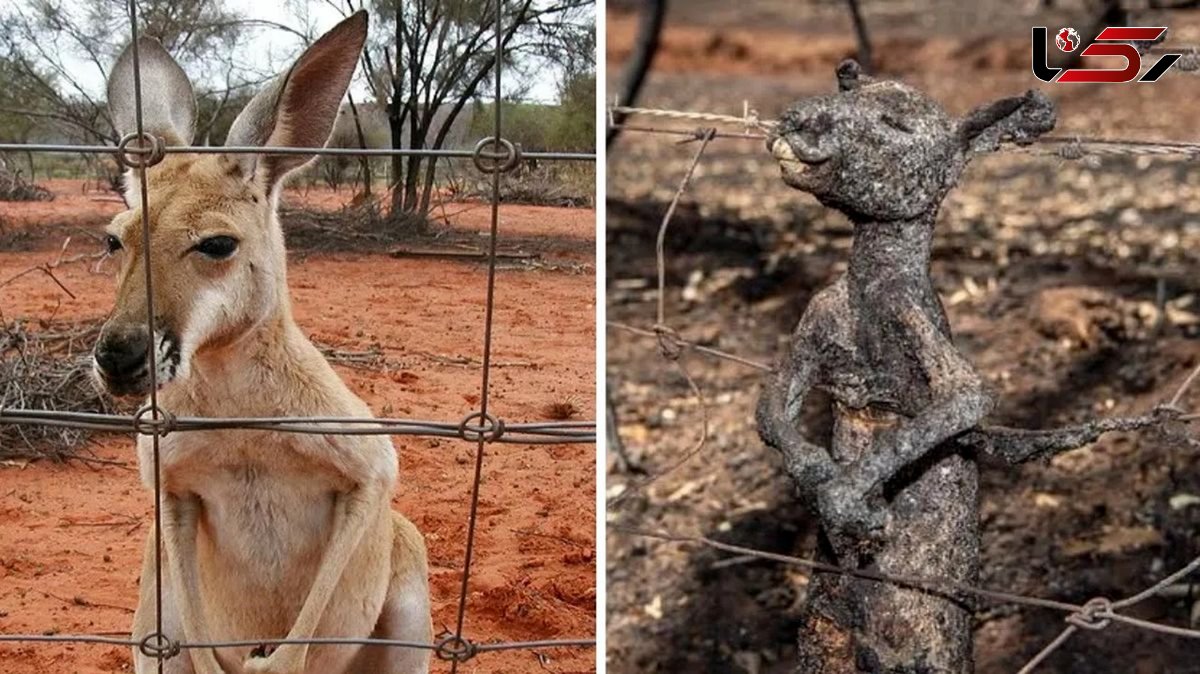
(93, 12), (368, 397)
(766, 60), (1055, 223)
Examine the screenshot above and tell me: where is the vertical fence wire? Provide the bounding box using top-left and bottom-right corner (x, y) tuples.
(123, 4), (166, 671)
(449, 0), (508, 669)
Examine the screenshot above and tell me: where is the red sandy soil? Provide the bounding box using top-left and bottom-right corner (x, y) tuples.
(0, 180), (594, 242)
(286, 187), (595, 241)
(0, 180), (597, 673)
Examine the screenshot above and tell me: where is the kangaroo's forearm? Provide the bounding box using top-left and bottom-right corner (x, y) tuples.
(282, 482), (384, 648)
(162, 494), (225, 674)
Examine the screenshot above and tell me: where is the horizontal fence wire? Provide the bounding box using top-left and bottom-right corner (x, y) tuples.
(0, 0), (598, 667)
(0, 633), (597, 653)
(616, 528), (1200, 641)
(0, 142), (595, 161)
(606, 96), (1200, 672)
(0, 408), (595, 444)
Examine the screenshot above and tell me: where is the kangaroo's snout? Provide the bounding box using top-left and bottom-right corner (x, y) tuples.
(93, 325), (152, 395)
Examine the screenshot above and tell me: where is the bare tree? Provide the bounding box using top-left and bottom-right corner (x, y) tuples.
(327, 0), (593, 223)
(0, 0), (276, 145)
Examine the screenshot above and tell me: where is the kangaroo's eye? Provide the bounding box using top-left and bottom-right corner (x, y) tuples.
(195, 236), (239, 259)
(104, 235), (123, 254)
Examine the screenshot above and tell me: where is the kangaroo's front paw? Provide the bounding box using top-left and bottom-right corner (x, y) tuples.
(817, 476), (887, 542)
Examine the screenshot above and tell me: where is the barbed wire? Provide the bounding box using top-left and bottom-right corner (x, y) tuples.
(607, 99), (1200, 672)
(608, 104), (1200, 159)
(0, 0), (598, 668)
(614, 528), (1200, 660)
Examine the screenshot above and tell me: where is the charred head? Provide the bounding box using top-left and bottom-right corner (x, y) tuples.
(767, 60), (1056, 223)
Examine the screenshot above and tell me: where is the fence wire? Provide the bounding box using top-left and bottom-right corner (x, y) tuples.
(608, 104), (1200, 160)
(607, 104), (1200, 672)
(0, 0), (597, 669)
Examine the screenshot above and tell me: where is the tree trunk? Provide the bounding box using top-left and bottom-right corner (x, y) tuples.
(402, 155), (419, 213)
(346, 93), (372, 196)
(388, 111), (406, 215)
(799, 414), (977, 673)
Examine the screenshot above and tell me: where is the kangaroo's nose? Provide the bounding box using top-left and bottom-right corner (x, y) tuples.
(94, 327), (151, 379)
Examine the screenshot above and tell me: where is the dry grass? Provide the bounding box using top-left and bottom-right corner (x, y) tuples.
(0, 319), (126, 462)
(0, 159), (54, 202)
(542, 396), (583, 421)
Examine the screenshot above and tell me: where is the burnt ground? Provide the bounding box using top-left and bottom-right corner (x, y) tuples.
(606, 5), (1200, 673)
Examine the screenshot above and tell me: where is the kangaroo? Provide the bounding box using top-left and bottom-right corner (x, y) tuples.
(756, 60), (1056, 672)
(94, 12), (431, 674)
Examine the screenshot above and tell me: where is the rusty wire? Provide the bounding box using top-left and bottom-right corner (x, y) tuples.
(0, 0), (597, 666)
(607, 101), (1200, 672)
(608, 130), (717, 510)
(448, 0), (513, 671)
(608, 104), (1200, 160)
(617, 529), (1200, 664)
(123, 10), (168, 670)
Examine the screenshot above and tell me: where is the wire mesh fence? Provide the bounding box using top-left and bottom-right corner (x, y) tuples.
(606, 103), (1200, 672)
(0, 0), (597, 670)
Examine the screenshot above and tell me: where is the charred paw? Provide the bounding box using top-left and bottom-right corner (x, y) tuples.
(817, 480), (888, 542)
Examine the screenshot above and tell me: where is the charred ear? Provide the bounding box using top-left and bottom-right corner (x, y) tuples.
(957, 90), (1056, 154)
(836, 59), (875, 92)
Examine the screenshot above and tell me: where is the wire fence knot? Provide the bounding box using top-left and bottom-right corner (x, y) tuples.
(652, 323), (685, 361)
(472, 136), (522, 174)
(458, 412), (505, 443)
(136, 632), (181, 660)
(434, 634), (478, 662)
(1066, 597), (1113, 631)
(115, 132), (165, 169)
(132, 404), (176, 437)
(677, 127), (718, 146)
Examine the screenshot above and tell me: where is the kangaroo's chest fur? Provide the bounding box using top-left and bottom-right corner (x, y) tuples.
(133, 334), (397, 636)
(143, 430), (345, 570)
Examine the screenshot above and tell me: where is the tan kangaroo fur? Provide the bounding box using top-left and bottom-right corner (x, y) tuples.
(95, 12), (431, 674)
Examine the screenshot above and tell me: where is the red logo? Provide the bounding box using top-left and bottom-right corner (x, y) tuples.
(1056, 27), (1080, 52)
(1032, 26), (1181, 83)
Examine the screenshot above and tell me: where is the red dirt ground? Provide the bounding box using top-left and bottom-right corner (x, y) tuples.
(0, 181), (597, 673)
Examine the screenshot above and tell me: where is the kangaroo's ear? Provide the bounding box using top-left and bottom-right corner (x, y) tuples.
(224, 10), (368, 192)
(107, 37), (196, 145)
(957, 89), (1056, 155)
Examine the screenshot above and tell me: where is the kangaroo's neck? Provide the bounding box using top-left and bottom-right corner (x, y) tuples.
(165, 305), (332, 416)
(846, 212), (938, 301)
